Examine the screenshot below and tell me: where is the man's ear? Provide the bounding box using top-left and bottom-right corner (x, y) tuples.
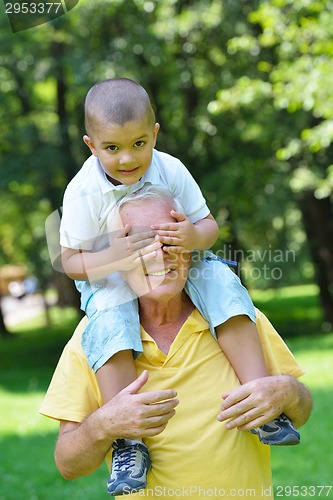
(83, 135), (97, 156)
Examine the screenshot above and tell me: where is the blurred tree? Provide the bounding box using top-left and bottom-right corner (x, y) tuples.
(0, 0), (332, 327)
(208, 0), (333, 321)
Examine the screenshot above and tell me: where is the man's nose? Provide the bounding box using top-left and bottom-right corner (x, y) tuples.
(145, 245), (168, 265)
(152, 246), (164, 260)
(153, 245), (178, 264)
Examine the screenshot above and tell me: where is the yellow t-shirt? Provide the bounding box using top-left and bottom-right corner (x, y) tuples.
(40, 308), (304, 499)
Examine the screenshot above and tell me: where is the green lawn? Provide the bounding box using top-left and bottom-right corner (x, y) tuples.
(0, 308), (108, 500)
(270, 334), (333, 496)
(1, 289), (333, 499)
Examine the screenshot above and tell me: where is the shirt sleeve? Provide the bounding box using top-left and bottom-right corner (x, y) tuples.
(255, 308), (305, 378)
(59, 186), (103, 251)
(39, 318), (103, 423)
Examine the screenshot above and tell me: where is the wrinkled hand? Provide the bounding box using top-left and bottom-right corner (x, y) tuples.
(152, 210), (198, 253)
(108, 225), (162, 271)
(217, 376), (295, 431)
(99, 370), (179, 440)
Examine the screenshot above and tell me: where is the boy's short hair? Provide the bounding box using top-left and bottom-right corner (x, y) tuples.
(85, 78), (156, 136)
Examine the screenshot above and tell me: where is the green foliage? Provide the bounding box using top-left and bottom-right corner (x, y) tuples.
(1, 0), (333, 305)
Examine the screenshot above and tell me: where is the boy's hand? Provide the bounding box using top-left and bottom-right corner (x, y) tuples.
(108, 225), (162, 271)
(152, 210), (198, 253)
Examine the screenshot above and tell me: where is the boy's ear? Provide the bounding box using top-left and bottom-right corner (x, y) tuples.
(153, 123), (160, 147)
(83, 135), (97, 156)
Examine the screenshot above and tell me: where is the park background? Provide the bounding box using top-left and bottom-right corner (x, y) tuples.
(0, 0), (332, 498)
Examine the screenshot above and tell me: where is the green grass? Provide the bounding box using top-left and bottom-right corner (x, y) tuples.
(251, 284), (326, 336)
(1, 290), (333, 499)
(270, 334), (333, 496)
(0, 308), (108, 500)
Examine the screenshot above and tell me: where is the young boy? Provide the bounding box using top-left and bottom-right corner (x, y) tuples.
(59, 78), (300, 496)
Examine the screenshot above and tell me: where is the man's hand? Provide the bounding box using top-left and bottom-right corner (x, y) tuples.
(98, 370), (179, 440)
(217, 375), (312, 430)
(55, 371), (179, 479)
(152, 210), (198, 253)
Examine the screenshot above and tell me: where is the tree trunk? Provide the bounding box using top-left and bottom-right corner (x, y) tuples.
(53, 271), (82, 312)
(298, 191), (333, 324)
(51, 40), (79, 185)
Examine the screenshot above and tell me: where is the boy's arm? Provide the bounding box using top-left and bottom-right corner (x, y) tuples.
(193, 214), (219, 250)
(152, 212), (219, 253)
(61, 246), (120, 281)
(61, 226), (162, 281)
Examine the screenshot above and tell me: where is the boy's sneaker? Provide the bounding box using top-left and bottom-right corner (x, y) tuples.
(250, 414), (300, 446)
(107, 439), (151, 496)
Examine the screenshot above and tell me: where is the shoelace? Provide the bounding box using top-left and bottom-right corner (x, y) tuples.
(113, 446), (137, 472)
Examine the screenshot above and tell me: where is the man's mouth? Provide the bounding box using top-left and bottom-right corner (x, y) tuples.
(146, 268), (173, 276)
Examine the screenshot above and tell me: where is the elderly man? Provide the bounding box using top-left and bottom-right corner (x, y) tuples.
(40, 186), (312, 499)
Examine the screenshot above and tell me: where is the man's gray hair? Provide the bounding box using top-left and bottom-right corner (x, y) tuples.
(117, 185), (184, 215)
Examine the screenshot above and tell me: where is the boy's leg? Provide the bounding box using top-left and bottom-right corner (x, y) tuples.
(216, 315), (268, 384)
(216, 315), (299, 444)
(96, 351), (151, 497)
(82, 288), (142, 373)
(80, 285), (151, 495)
(185, 253), (300, 446)
(96, 349), (137, 403)
(185, 251), (257, 337)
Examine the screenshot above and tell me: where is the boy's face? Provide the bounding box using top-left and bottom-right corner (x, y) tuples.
(83, 116), (160, 186)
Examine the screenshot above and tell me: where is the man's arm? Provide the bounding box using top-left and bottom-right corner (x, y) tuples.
(54, 371), (178, 479)
(217, 374), (312, 430)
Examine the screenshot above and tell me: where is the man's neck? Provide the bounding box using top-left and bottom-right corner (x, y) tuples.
(139, 293), (195, 354)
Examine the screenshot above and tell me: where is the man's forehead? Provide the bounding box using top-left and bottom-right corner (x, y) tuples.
(120, 199), (174, 226)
